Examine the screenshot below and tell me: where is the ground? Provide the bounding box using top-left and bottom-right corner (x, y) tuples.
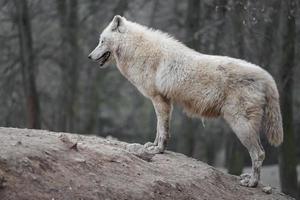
(0, 127), (294, 200)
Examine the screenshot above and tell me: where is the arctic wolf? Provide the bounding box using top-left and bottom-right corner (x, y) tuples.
(88, 15), (283, 187)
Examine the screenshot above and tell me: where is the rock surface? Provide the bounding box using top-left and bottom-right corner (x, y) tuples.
(0, 127), (293, 200)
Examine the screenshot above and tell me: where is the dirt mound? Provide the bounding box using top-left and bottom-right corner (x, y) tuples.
(0, 128), (293, 200)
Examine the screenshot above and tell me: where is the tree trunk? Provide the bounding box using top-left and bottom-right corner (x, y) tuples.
(185, 0), (201, 49)
(259, 0), (281, 70)
(226, 136), (245, 175)
(149, 0), (159, 27)
(278, 0), (298, 198)
(14, 0), (41, 129)
(56, 0), (79, 132)
(226, 0), (245, 175)
(213, 0), (228, 55)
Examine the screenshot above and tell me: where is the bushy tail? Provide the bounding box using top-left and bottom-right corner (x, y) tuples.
(263, 82), (283, 146)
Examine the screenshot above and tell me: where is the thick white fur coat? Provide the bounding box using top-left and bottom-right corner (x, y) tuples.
(89, 16), (283, 187)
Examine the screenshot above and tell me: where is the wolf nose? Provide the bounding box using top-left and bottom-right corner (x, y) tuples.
(88, 54), (92, 59)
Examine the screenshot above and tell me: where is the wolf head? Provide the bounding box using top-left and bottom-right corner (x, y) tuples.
(88, 15), (127, 68)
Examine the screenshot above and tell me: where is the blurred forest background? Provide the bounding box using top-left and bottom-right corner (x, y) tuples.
(0, 0), (299, 198)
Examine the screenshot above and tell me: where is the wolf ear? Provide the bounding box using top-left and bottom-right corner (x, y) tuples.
(111, 15), (125, 33)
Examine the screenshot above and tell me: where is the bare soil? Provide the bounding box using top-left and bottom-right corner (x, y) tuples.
(0, 127), (293, 200)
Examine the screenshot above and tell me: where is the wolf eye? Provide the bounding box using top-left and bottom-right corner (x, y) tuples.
(101, 40), (104, 44)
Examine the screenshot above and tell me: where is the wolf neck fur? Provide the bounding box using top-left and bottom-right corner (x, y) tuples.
(113, 21), (207, 100)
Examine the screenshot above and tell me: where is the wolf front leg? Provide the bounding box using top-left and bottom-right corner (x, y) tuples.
(145, 95), (172, 154)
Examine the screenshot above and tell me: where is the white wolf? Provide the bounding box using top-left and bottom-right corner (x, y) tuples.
(88, 15), (283, 187)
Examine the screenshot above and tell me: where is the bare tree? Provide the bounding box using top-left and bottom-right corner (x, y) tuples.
(259, 0), (281, 70)
(213, 0), (228, 54)
(278, 0), (298, 197)
(185, 0), (201, 49)
(226, 0), (246, 175)
(56, 0), (79, 132)
(14, 0), (41, 129)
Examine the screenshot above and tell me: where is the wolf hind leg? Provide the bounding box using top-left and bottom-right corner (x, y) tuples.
(239, 138), (265, 187)
(224, 110), (265, 187)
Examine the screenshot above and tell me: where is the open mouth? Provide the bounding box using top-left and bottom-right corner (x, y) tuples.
(97, 51), (111, 66)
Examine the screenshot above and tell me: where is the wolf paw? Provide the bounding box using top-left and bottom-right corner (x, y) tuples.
(145, 145), (163, 154)
(240, 176), (258, 187)
(240, 173), (251, 180)
(144, 142), (157, 148)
